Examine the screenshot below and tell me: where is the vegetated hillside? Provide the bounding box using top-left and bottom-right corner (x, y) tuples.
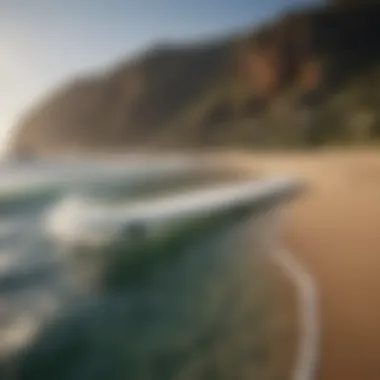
(9, 2), (380, 157)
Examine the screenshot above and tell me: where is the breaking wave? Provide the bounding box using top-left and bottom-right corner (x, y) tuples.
(0, 156), (300, 380)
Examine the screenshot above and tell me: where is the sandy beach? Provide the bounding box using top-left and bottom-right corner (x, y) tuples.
(239, 148), (380, 380)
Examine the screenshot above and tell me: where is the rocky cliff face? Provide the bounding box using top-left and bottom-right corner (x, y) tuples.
(9, 3), (380, 156)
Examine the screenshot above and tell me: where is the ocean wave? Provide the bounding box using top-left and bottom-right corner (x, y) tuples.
(0, 157), (302, 376)
(44, 176), (300, 247)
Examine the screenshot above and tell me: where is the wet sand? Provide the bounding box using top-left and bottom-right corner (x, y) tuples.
(237, 149), (380, 380)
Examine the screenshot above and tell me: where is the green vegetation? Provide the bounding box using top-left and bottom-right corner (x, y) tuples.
(9, 3), (380, 156)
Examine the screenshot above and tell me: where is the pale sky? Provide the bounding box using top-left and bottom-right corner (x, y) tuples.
(0, 0), (320, 154)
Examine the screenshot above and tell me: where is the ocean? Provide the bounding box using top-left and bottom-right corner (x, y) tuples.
(0, 156), (297, 380)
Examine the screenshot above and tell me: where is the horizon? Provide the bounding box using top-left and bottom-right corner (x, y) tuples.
(0, 0), (321, 155)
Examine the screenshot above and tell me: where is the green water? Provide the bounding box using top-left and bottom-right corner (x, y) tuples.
(0, 158), (289, 380)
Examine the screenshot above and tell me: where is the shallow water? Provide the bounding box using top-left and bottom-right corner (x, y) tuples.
(0, 157), (288, 380)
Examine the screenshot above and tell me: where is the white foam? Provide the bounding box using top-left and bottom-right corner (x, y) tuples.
(45, 177), (302, 247)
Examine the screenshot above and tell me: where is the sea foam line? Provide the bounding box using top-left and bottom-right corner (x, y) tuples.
(272, 247), (320, 380)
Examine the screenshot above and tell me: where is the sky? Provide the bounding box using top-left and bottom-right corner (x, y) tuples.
(0, 0), (321, 153)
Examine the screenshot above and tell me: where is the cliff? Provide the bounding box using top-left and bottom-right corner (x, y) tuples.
(9, 2), (380, 156)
